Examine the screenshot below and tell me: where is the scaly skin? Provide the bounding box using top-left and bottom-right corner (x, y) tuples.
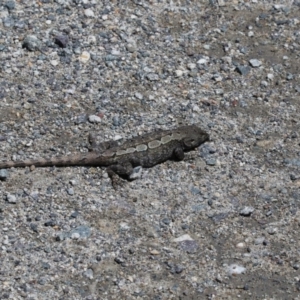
(0, 125), (209, 178)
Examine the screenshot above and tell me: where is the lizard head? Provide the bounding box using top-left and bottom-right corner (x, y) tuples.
(182, 126), (209, 150)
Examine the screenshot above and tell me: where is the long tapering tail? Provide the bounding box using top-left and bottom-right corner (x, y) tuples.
(0, 152), (102, 169)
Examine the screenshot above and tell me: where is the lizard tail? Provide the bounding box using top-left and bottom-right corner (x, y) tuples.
(0, 153), (93, 169)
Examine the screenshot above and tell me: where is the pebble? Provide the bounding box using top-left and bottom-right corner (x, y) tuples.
(129, 166), (143, 180)
(88, 115), (102, 123)
(175, 70), (184, 77)
(30, 223), (38, 233)
(206, 158), (217, 166)
(249, 59), (262, 67)
(5, 0), (15, 10)
(236, 65), (250, 75)
(22, 35), (41, 51)
(187, 63), (196, 70)
(6, 193), (17, 204)
(126, 43), (136, 53)
(286, 73), (293, 80)
(236, 242), (246, 248)
(267, 73), (274, 80)
(84, 269), (94, 279)
(173, 234), (193, 242)
(75, 114), (88, 124)
(226, 264), (246, 275)
(50, 60), (59, 66)
(0, 169), (8, 181)
(67, 188), (74, 195)
(239, 206), (255, 216)
(254, 237), (265, 245)
(69, 179), (77, 186)
(84, 8), (94, 18)
(135, 92), (143, 100)
(179, 240), (199, 253)
(119, 222), (130, 231)
(88, 35), (97, 44)
(197, 58), (208, 64)
(70, 232), (80, 240)
(215, 88), (224, 95)
(70, 211), (79, 219)
(54, 35), (69, 48)
(266, 227), (278, 235)
(79, 51), (90, 63)
(70, 225), (91, 239)
(146, 73), (159, 81)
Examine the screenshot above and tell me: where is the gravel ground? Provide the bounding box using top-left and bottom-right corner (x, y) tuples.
(1, 0), (300, 299)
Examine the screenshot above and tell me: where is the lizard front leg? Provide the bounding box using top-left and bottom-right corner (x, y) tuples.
(107, 161), (134, 178)
(107, 161), (134, 188)
(173, 146), (185, 161)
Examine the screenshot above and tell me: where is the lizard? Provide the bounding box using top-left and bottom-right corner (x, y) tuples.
(0, 125), (209, 179)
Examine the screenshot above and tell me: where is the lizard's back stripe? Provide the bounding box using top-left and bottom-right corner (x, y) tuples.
(148, 140), (161, 149)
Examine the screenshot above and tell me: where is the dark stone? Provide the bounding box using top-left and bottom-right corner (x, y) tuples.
(236, 65), (251, 75)
(55, 35), (69, 48)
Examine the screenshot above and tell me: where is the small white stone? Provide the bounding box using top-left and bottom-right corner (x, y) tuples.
(267, 227), (278, 235)
(226, 264), (246, 275)
(84, 8), (94, 18)
(236, 242), (246, 248)
(88, 35), (96, 44)
(6, 194), (17, 204)
(111, 49), (121, 56)
(273, 4), (284, 10)
(69, 179), (77, 186)
(119, 222), (130, 230)
(267, 73), (274, 81)
(173, 234), (193, 242)
(84, 269), (94, 279)
(46, 20), (52, 25)
(240, 206), (255, 216)
(79, 51), (90, 63)
(254, 237), (265, 245)
(175, 70), (183, 77)
(187, 63), (196, 70)
(88, 115), (102, 123)
(114, 135), (122, 141)
(248, 31), (254, 37)
(71, 232), (80, 239)
(102, 14), (108, 20)
(249, 59), (262, 67)
(197, 58), (207, 65)
(135, 92), (143, 100)
(213, 74), (223, 82)
(50, 60), (59, 66)
(192, 105), (200, 112)
(129, 166), (143, 180)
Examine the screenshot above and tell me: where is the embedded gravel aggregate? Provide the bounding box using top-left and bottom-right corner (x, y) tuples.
(1, 0), (300, 299)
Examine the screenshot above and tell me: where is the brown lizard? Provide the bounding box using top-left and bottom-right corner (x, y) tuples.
(0, 125), (209, 179)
